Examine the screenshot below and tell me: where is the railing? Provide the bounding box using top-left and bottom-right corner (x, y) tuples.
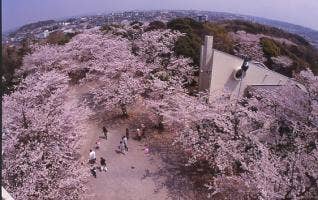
(252, 61), (268, 69)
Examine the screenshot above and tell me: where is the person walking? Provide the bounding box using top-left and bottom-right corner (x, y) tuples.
(89, 149), (96, 164)
(102, 126), (108, 140)
(122, 136), (128, 151)
(119, 141), (126, 155)
(90, 165), (97, 178)
(100, 157), (108, 172)
(136, 128), (141, 141)
(141, 123), (146, 137)
(126, 128), (129, 139)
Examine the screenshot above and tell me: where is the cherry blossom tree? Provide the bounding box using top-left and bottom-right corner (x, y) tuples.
(3, 54), (91, 200)
(90, 73), (143, 116)
(2, 25), (194, 199)
(3, 21), (317, 200)
(166, 71), (318, 199)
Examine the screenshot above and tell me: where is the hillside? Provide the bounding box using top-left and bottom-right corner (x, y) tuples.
(2, 20), (318, 199)
(165, 18), (318, 77)
(248, 15), (318, 48)
(15, 20), (56, 34)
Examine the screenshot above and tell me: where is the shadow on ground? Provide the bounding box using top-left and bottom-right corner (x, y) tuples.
(142, 133), (211, 200)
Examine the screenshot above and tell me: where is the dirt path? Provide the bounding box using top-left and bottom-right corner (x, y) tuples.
(83, 124), (171, 200)
(68, 84), (172, 200)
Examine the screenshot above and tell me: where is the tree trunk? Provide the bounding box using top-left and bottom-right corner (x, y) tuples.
(120, 104), (128, 117)
(22, 108), (28, 129)
(232, 115), (239, 136)
(158, 114), (164, 131)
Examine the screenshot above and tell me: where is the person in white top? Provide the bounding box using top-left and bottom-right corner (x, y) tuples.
(136, 128), (141, 141)
(141, 123), (145, 137)
(122, 136), (128, 151)
(89, 149), (96, 164)
(119, 141), (126, 155)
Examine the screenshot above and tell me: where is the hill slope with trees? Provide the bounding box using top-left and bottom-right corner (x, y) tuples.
(2, 20), (318, 199)
(166, 18), (318, 77)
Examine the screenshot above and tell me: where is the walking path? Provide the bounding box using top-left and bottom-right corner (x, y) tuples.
(82, 124), (171, 200)
(68, 83), (172, 200)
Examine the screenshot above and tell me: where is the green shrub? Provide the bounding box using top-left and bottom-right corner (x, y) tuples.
(47, 31), (75, 45)
(1, 41), (30, 93)
(260, 36), (318, 75)
(174, 33), (201, 65)
(260, 37), (281, 57)
(203, 23), (234, 54)
(167, 18), (203, 35)
(130, 21), (143, 26)
(167, 18), (205, 66)
(100, 25), (112, 32)
(167, 18), (234, 66)
(145, 21), (166, 32)
(130, 21), (143, 30)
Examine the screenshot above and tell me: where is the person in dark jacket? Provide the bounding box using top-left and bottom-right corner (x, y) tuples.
(126, 128), (129, 139)
(100, 157), (107, 172)
(102, 126), (108, 140)
(90, 165), (97, 178)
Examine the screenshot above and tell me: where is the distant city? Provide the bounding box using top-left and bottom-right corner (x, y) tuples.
(3, 10), (318, 48)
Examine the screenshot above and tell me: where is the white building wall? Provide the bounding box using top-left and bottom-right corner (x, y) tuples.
(198, 36), (303, 101)
(209, 49), (291, 97)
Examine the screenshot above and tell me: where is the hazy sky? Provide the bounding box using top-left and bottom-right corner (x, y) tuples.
(2, 0), (318, 31)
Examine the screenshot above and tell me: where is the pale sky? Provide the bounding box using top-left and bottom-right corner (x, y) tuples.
(2, 0), (318, 31)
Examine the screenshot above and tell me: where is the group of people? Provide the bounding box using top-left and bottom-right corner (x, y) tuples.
(88, 126), (109, 178)
(89, 149), (107, 178)
(88, 124), (147, 178)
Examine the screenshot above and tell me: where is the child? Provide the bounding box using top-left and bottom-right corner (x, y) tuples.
(95, 141), (100, 150)
(90, 165), (97, 178)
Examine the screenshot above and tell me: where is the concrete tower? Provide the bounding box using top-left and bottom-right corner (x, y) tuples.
(199, 36), (214, 91)
(198, 35), (304, 100)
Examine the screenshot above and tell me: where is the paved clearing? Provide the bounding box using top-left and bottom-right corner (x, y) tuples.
(68, 84), (172, 200)
(82, 122), (171, 200)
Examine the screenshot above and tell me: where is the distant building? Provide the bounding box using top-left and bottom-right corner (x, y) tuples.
(197, 15), (208, 22)
(61, 22), (70, 26)
(199, 36), (304, 100)
(63, 29), (75, 34)
(35, 30), (50, 39)
(120, 20), (130, 25)
(43, 30), (50, 38)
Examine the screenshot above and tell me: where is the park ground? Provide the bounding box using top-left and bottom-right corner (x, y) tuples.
(67, 83), (206, 200)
